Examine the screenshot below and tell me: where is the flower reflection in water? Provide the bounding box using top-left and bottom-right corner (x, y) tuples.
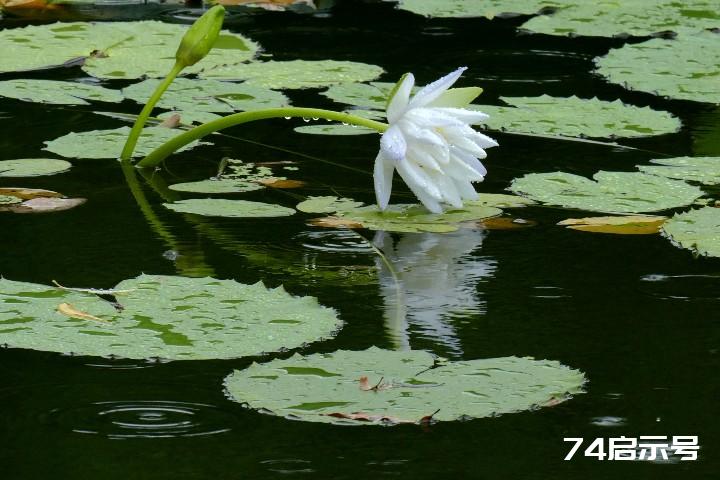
(373, 228), (496, 356)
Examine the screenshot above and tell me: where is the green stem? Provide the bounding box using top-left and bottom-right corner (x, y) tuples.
(121, 61), (185, 161)
(137, 107), (389, 169)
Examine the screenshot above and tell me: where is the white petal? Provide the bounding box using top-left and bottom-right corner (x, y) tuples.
(402, 178), (444, 214)
(453, 178), (480, 200)
(407, 145), (442, 172)
(405, 108), (465, 128)
(435, 174), (463, 208)
(445, 157), (485, 182)
(451, 146), (487, 176)
(444, 128), (489, 158)
(434, 107), (489, 125)
(408, 67), (467, 110)
(387, 73), (415, 124)
(379, 125), (407, 163)
(396, 157), (443, 201)
(373, 151), (395, 211)
(469, 130), (499, 149)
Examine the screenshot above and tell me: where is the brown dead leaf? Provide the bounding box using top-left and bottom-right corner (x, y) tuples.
(0, 0), (61, 9)
(308, 216), (364, 229)
(214, 0), (315, 10)
(558, 215), (666, 235)
(0, 197), (86, 214)
(0, 187), (63, 200)
(159, 113), (182, 129)
(477, 217), (537, 230)
(57, 303), (108, 323)
(256, 177), (306, 189)
(358, 376), (387, 391)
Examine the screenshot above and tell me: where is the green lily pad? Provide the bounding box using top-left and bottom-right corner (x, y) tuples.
(396, 0), (564, 18)
(477, 95), (680, 138)
(170, 160), (279, 193)
(199, 60), (384, 89)
(164, 199), (295, 217)
(595, 30), (720, 104)
(662, 207), (720, 257)
(0, 274), (340, 360)
(43, 126), (206, 159)
(322, 82), (397, 110)
(0, 159), (72, 177)
(123, 78), (290, 124)
(298, 196), (501, 233)
(0, 79), (123, 105)
(469, 193), (536, 208)
(521, 0), (720, 38)
(224, 347), (585, 425)
(638, 156), (720, 185)
(294, 124), (376, 135)
(509, 171), (704, 214)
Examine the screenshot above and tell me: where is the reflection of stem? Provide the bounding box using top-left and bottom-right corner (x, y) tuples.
(121, 61), (185, 161)
(137, 108), (389, 168)
(120, 158), (215, 277)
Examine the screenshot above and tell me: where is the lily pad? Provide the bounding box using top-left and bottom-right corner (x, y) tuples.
(43, 126), (206, 159)
(477, 95), (680, 138)
(164, 199), (295, 217)
(123, 78), (290, 124)
(0, 159), (72, 177)
(521, 0), (720, 38)
(224, 347), (585, 425)
(595, 30), (720, 104)
(638, 156), (720, 185)
(199, 60), (384, 89)
(294, 109), (383, 135)
(0, 274), (340, 360)
(0, 21), (259, 79)
(662, 207), (720, 257)
(322, 82), (398, 110)
(558, 215), (666, 234)
(396, 0), (563, 18)
(509, 171), (704, 214)
(298, 196), (501, 233)
(0, 79), (123, 105)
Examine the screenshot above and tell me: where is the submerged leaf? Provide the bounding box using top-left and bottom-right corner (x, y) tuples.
(558, 215), (666, 234)
(164, 199), (295, 218)
(0, 158), (71, 177)
(0, 274), (341, 360)
(509, 171), (704, 214)
(662, 207), (720, 257)
(224, 347), (585, 425)
(0, 79), (123, 105)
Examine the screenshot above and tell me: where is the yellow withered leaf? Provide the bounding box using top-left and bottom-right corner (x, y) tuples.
(57, 303), (108, 323)
(558, 215), (666, 235)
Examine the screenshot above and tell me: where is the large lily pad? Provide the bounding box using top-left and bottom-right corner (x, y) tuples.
(638, 156), (720, 185)
(169, 160), (280, 193)
(0, 159), (72, 177)
(0, 274), (340, 360)
(0, 79), (123, 105)
(662, 207), (720, 257)
(43, 126), (206, 159)
(322, 82), (397, 110)
(521, 0), (720, 38)
(396, 0), (563, 18)
(297, 196), (502, 233)
(123, 78), (290, 124)
(595, 30), (720, 104)
(0, 21), (258, 79)
(199, 60), (384, 89)
(509, 171), (704, 214)
(224, 347), (585, 425)
(477, 95), (680, 138)
(164, 199), (295, 217)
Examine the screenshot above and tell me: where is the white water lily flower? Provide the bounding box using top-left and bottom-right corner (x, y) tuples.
(374, 67), (498, 214)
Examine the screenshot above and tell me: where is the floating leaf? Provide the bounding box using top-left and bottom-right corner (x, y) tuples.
(0, 274), (340, 360)
(123, 78), (290, 124)
(469, 193), (536, 208)
(44, 126), (206, 159)
(0, 79), (123, 105)
(164, 199), (295, 218)
(224, 347), (585, 425)
(558, 215), (666, 234)
(0, 158), (71, 177)
(638, 156), (720, 185)
(662, 207), (720, 257)
(595, 30), (720, 104)
(199, 60), (384, 89)
(294, 124), (376, 135)
(257, 178), (305, 188)
(0, 21), (259, 79)
(396, 0), (563, 18)
(509, 171), (704, 214)
(477, 95), (680, 138)
(297, 196), (365, 214)
(169, 160), (286, 193)
(479, 217), (537, 230)
(322, 82), (397, 110)
(0, 197), (86, 214)
(521, 0), (720, 38)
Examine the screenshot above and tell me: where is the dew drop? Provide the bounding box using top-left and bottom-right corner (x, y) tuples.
(283, 116), (291, 120)
(302, 117), (311, 123)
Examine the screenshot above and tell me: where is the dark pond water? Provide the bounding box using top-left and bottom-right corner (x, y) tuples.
(0, 1), (719, 478)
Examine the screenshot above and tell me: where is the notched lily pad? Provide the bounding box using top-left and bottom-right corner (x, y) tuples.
(477, 95), (681, 138)
(558, 215), (666, 234)
(638, 156), (720, 185)
(0, 274), (340, 360)
(44, 126), (206, 159)
(224, 347), (585, 425)
(164, 199), (295, 218)
(662, 207), (720, 257)
(509, 171), (704, 214)
(170, 159), (292, 193)
(0, 79), (123, 105)
(199, 60), (384, 89)
(0, 158), (71, 177)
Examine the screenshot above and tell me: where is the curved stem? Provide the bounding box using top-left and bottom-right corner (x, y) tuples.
(136, 107), (389, 169)
(121, 61), (185, 161)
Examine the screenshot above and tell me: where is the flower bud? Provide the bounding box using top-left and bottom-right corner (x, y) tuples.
(175, 5), (226, 68)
